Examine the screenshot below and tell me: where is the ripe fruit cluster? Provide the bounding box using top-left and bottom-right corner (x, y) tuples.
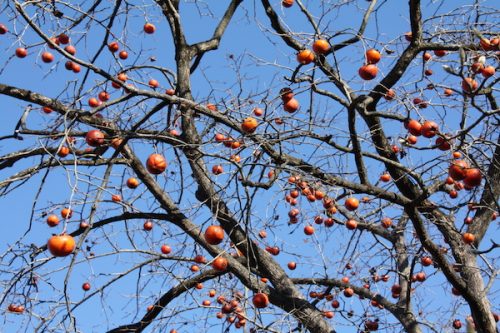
(404, 119), (441, 145)
(280, 87), (299, 113)
(216, 294), (247, 328)
(359, 49), (381, 80)
(8, 304), (25, 313)
(296, 39), (331, 65)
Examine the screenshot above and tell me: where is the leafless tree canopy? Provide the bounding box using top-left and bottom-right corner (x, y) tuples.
(0, 0), (498, 332)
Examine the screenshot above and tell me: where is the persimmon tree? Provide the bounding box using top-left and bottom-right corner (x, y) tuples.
(0, 0), (498, 332)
